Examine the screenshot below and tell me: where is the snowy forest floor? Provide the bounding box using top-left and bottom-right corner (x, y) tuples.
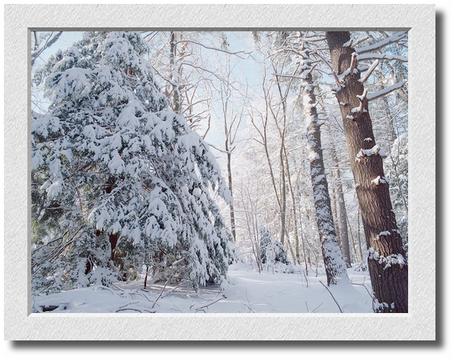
(33, 263), (374, 313)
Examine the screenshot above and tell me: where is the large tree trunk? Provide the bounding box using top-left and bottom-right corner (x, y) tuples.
(326, 31), (408, 312)
(300, 61), (348, 286)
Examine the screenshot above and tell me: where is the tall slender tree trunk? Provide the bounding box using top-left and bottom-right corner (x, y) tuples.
(382, 93), (397, 150)
(330, 186), (341, 240)
(169, 31), (181, 113)
(279, 152), (287, 246)
(226, 149), (236, 242)
(328, 129), (352, 267)
(357, 208), (364, 262)
(300, 54), (348, 286)
(378, 68), (397, 152)
(326, 31), (408, 312)
(284, 149), (301, 263)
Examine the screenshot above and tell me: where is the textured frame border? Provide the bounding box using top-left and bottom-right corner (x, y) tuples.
(4, 4), (435, 341)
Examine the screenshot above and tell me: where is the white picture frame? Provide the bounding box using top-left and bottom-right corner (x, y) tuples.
(4, 4), (435, 341)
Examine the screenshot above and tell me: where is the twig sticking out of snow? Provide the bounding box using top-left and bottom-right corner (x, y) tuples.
(318, 280), (344, 313)
(115, 307), (156, 313)
(191, 295), (227, 312)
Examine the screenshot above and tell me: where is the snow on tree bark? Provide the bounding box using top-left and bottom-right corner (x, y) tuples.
(326, 31), (408, 312)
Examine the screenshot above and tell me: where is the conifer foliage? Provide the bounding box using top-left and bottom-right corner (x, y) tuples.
(259, 226), (289, 268)
(31, 32), (232, 294)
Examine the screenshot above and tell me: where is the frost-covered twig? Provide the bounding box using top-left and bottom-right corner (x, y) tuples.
(357, 53), (407, 62)
(176, 39), (253, 59)
(31, 31), (62, 66)
(359, 60), (379, 83)
(367, 81), (406, 101)
(355, 32), (407, 54)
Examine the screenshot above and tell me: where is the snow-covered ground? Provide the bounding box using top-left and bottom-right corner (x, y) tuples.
(33, 263), (374, 313)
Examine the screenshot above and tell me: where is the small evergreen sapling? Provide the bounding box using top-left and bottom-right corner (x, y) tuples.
(259, 226), (289, 269)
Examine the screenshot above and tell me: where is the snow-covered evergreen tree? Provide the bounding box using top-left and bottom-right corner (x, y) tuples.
(259, 226), (289, 268)
(31, 31), (232, 294)
(385, 134), (408, 254)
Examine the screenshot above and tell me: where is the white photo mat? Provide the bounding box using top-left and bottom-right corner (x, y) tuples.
(4, 4), (435, 341)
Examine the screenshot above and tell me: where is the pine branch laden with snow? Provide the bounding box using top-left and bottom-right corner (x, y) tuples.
(31, 31), (233, 293)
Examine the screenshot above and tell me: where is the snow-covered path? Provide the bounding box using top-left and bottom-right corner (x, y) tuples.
(33, 263), (374, 313)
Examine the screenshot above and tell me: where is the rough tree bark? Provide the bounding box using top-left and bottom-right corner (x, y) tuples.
(300, 51), (348, 286)
(326, 31), (408, 312)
